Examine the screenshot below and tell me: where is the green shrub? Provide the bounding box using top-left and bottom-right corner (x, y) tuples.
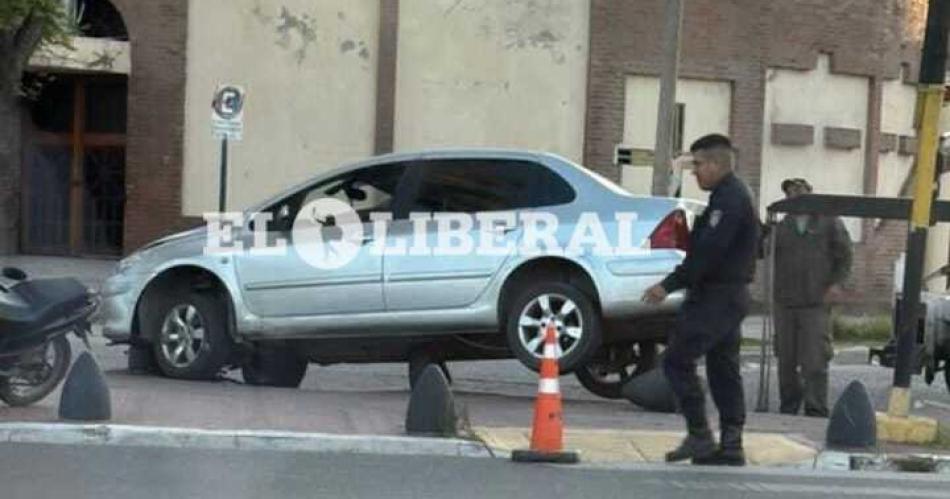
(832, 314), (893, 343)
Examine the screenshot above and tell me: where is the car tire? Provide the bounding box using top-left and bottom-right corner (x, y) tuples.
(147, 290), (233, 381)
(505, 281), (602, 374)
(574, 341), (657, 399)
(241, 345), (308, 388)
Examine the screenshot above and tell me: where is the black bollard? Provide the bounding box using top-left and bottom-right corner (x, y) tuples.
(826, 380), (877, 449)
(59, 352), (111, 421)
(405, 364), (457, 437)
(621, 366), (678, 413)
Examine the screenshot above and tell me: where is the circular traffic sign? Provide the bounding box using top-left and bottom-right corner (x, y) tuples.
(212, 86), (245, 120)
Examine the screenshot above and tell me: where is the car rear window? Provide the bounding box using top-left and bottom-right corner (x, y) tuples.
(408, 159), (575, 213)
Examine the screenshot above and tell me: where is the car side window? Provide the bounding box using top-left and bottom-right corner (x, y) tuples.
(261, 163), (408, 231)
(406, 159), (575, 214)
(300, 165), (405, 222)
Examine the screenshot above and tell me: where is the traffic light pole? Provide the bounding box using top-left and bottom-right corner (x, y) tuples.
(888, 0), (949, 417)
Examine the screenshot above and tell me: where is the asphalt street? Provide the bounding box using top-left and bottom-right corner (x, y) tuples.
(0, 442), (947, 499)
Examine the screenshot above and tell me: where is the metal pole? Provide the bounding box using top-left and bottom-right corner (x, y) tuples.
(756, 213), (777, 412)
(651, 0), (684, 196)
(219, 136), (228, 213)
(888, 0), (949, 417)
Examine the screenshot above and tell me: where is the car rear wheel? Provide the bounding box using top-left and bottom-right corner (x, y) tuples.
(241, 344), (308, 388)
(574, 341), (657, 399)
(505, 281), (602, 373)
(147, 290), (233, 380)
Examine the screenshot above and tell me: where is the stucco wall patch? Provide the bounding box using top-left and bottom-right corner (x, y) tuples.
(899, 135), (918, 156)
(394, 0), (589, 162)
(183, 0), (379, 214)
(880, 133), (898, 153)
(824, 127), (862, 150)
(771, 124), (814, 146)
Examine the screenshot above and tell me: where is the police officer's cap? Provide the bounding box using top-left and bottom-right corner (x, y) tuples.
(689, 134), (733, 153)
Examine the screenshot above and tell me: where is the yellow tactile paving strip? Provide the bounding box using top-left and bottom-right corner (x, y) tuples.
(472, 427), (817, 465)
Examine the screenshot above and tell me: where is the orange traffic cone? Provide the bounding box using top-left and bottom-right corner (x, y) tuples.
(511, 323), (579, 464)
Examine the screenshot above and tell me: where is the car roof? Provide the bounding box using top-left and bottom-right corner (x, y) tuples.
(364, 147), (551, 165)
(246, 148), (605, 214)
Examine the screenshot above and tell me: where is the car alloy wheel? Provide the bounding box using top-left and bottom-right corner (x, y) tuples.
(517, 293), (584, 361)
(159, 304), (207, 368)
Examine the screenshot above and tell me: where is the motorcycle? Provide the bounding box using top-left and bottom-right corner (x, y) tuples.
(0, 267), (98, 407)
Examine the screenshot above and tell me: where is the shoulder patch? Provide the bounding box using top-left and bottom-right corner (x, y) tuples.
(709, 209), (723, 228)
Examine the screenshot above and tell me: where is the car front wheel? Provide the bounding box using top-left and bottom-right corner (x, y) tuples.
(505, 281), (602, 374)
(147, 290), (233, 380)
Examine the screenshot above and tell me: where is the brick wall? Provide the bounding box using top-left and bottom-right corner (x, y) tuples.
(111, 0), (198, 254)
(585, 0), (915, 308)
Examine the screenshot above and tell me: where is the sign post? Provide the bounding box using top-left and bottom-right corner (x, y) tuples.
(211, 85), (245, 212)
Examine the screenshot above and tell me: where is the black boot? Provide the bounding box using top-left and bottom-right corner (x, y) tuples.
(665, 427), (717, 462)
(693, 425), (746, 466)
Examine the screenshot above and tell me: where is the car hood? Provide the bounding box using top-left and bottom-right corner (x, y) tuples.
(140, 226), (209, 252)
(128, 225), (222, 267)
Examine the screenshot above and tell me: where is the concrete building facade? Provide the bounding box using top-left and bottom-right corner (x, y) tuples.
(5, 0), (940, 306)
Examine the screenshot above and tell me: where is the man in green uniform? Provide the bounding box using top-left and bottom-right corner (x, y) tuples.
(772, 178), (853, 417)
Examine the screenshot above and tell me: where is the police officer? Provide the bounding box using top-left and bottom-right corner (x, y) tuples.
(643, 134), (759, 466)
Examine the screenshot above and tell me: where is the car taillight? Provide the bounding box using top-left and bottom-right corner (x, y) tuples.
(650, 209), (690, 251)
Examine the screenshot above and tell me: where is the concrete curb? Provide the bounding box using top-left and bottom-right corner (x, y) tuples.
(0, 423), (494, 458)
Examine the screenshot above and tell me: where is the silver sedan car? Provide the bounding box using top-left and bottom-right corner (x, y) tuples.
(100, 149), (701, 398)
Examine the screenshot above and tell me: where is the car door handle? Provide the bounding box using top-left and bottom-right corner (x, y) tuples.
(361, 236), (375, 245)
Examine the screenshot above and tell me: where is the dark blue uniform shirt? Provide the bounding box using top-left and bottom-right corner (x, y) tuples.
(660, 173), (759, 293)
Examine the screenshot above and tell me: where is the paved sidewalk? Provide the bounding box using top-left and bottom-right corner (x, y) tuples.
(0, 255), (115, 291)
(473, 427), (817, 466)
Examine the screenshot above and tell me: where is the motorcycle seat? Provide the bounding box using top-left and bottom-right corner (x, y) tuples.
(0, 278), (91, 336)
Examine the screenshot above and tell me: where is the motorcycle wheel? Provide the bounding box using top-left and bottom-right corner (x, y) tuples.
(0, 336), (72, 407)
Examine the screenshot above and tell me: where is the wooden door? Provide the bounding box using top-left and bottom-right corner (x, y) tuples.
(21, 74), (127, 256)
